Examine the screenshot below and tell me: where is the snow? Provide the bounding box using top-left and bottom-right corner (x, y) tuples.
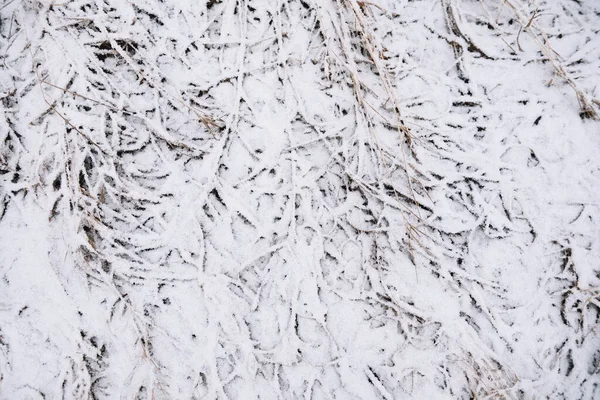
(0, 0), (599, 398)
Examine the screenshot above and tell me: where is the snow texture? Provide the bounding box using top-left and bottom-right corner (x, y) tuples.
(0, 0), (599, 399)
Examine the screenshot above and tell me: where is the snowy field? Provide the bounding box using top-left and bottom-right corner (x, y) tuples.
(0, 0), (599, 398)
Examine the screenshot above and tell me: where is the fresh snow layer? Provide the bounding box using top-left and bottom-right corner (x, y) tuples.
(0, 0), (599, 399)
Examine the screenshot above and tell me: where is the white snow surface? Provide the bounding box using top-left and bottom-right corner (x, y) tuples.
(0, 0), (599, 399)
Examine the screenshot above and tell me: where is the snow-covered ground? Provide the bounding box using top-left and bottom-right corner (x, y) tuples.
(1, 0), (599, 398)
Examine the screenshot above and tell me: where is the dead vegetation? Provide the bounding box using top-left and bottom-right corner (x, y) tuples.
(0, 0), (599, 399)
